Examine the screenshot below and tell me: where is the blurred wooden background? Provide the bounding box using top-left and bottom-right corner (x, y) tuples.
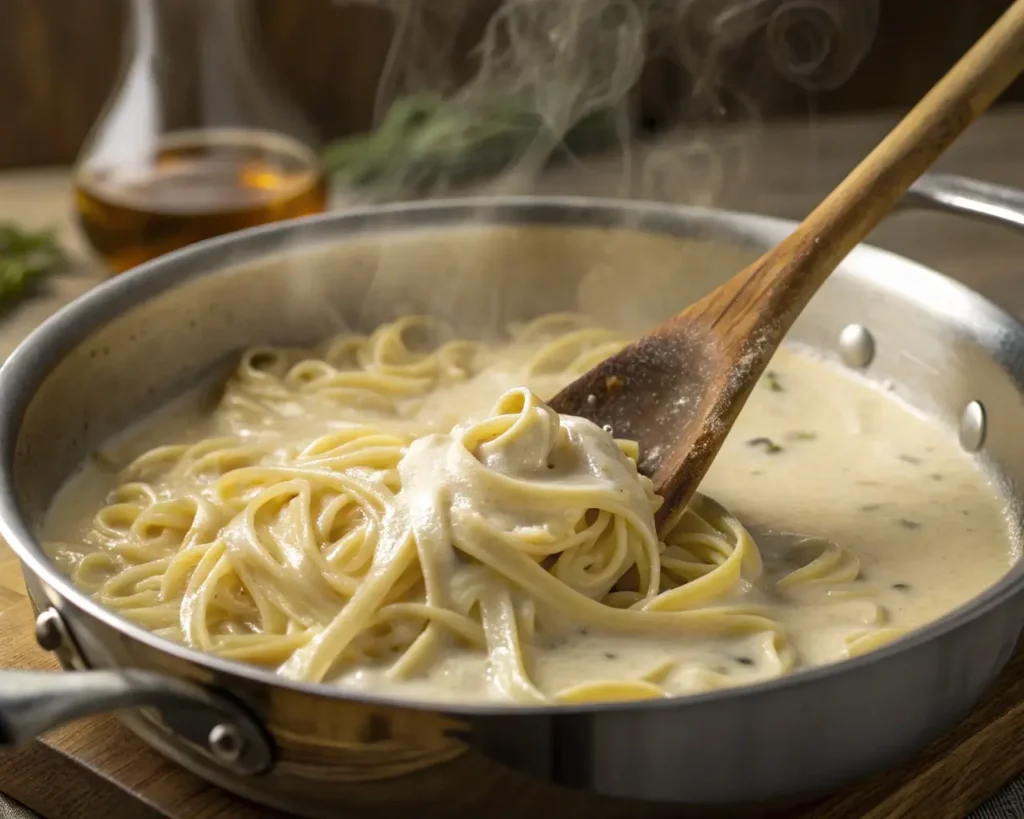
(0, 0), (1021, 170)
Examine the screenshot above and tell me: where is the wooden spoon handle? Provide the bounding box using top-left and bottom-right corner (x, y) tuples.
(700, 0), (1024, 333)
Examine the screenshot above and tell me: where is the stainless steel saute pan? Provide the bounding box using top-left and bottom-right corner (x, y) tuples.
(0, 173), (1023, 819)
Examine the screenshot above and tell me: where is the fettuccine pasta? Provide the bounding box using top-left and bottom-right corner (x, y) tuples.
(46, 315), (914, 703)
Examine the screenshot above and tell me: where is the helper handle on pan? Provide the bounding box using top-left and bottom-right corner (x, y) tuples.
(904, 173), (1024, 232)
(0, 611), (274, 774)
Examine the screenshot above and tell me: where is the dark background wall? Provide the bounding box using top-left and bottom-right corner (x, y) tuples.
(0, 0), (1020, 170)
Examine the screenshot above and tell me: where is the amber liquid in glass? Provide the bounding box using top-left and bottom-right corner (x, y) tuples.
(75, 129), (328, 274)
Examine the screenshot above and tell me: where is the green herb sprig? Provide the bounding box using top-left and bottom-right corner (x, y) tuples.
(0, 224), (65, 310)
(323, 91), (619, 196)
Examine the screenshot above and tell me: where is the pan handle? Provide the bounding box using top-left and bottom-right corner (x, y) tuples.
(0, 609), (273, 775)
(902, 173), (1024, 233)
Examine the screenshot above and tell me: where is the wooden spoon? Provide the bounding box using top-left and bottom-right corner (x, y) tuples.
(548, 0), (1024, 533)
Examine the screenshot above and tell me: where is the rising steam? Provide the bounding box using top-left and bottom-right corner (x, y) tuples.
(334, 0), (878, 204)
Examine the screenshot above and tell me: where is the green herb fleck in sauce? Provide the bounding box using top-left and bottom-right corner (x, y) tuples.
(764, 371), (784, 392)
(747, 437), (783, 454)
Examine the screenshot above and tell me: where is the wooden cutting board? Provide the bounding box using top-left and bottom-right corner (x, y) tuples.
(1, 532), (1023, 819)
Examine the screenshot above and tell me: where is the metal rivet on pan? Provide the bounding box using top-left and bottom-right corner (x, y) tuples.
(208, 723), (246, 764)
(838, 324), (875, 369)
(959, 401), (987, 452)
(34, 609), (66, 652)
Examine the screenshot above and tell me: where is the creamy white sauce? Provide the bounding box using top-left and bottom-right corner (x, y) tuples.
(701, 350), (1018, 668)
(43, 340), (1018, 703)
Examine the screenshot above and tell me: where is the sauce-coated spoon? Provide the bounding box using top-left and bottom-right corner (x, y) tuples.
(549, 0), (1024, 532)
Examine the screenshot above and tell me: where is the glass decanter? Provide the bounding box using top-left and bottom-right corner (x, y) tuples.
(73, 0), (328, 274)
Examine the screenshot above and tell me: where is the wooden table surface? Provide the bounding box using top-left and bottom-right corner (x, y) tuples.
(0, 106), (1022, 817)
